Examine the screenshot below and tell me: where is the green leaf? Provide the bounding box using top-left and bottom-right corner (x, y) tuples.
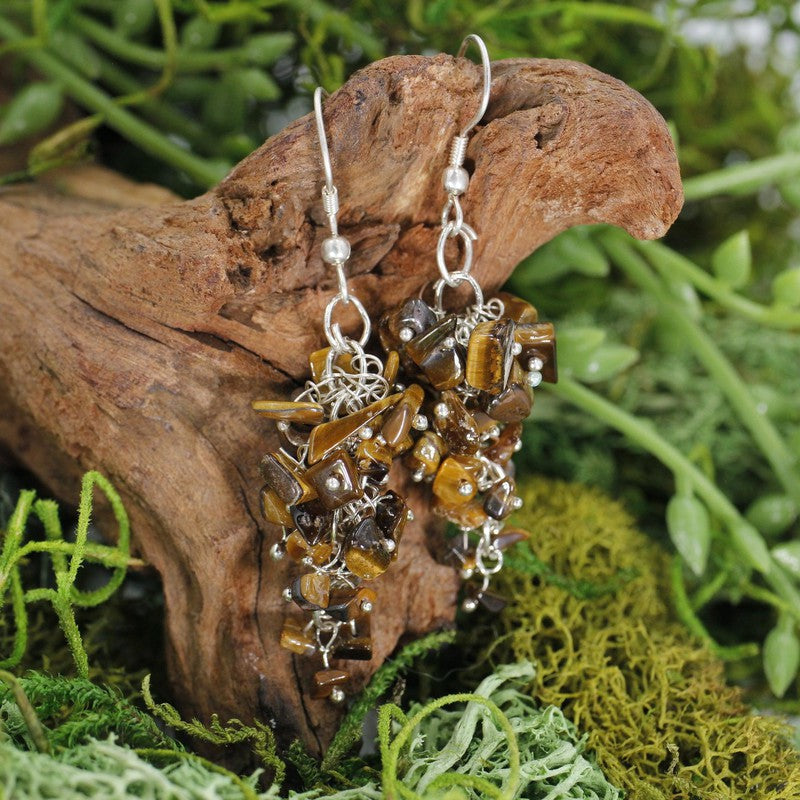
(552, 327), (606, 371)
(0, 83), (63, 146)
(568, 344), (639, 383)
(772, 269), (800, 309)
(663, 274), (702, 320)
(232, 68), (280, 101)
(49, 29), (101, 80)
(113, 0), (156, 37)
(241, 33), (296, 66)
(202, 75), (246, 134)
(729, 521), (771, 574)
(763, 620), (800, 698)
(771, 541), (800, 580)
(745, 494), (798, 538)
(666, 494), (711, 576)
(556, 229), (610, 277)
(180, 15), (221, 50)
(711, 230), (751, 289)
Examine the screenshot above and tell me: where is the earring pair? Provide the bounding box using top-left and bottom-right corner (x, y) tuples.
(253, 34), (556, 703)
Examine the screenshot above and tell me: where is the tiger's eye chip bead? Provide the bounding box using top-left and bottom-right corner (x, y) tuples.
(377, 289), (556, 610)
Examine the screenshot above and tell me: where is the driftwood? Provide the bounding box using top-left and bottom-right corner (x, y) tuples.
(0, 55), (682, 753)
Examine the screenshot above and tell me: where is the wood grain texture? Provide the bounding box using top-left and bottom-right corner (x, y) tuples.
(0, 55), (682, 753)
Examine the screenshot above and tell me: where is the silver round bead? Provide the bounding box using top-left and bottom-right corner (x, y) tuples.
(458, 482), (473, 497)
(528, 356), (544, 372)
(434, 402), (449, 418)
(325, 475), (342, 491)
(442, 336), (456, 349)
(270, 543), (285, 561)
(443, 165), (469, 196)
(359, 426), (374, 440)
(321, 235), (351, 264)
(412, 414), (429, 431)
(361, 600), (374, 614)
(526, 370), (543, 388)
(511, 342), (523, 356)
(330, 687), (346, 704)
(399, 327), (415, 342)
(513, 439), (523, 452)
(406, 508), (415, 522)
(385, 539), (397, 553)
(462, 597), (479, 613)
(512, 496), (524, 510)
(282, 587), (293, 603)
(412, 469), (425, 483)
(461, 567), (475, 580)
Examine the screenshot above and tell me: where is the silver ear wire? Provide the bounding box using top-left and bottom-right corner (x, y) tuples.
(456, 33), (491, 140)
(312, 86), (371, 350)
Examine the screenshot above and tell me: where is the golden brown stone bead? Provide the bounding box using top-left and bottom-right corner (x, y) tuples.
(484, 422), (523, 465)
(405, 315), (465, 390)
(375, 490), (408, 548)
(343, 518), (392, 580)
(311, 668), (350, 699)
(515, 322), (557, 383)
(352, 586), (377, 618)
(251, 399), (325, 425)
(472, 410), (501, 437)
(433, 497), (488, 529)
(279, 619), (316, 656)
(478, 592), (508, 613)
(465, 318), (516, 393)
(433, 457), (478, 505)
(496, 291), (539, 324)
(305, 448), (363, 510)
(291, 572), (331, 611)
(433, 390), (480, 456)
(378, 298), (437, 352)
(309, 347), (354, 382)
(484, 477), (516, 520)
(386, 433), (414, 457)
(495, 528), (530, 551)
(381, 384), (425, 448)
(405, 431), (446, 479)
(356, 437), (393, 470)
(484, 364), (533, 423)
(285, 530), (308, 561)
(260, 451), (317, 505)
(326, 586), (359, 621)
(309, 541), (333, 566)
(333, 635), (373, 661)
(259, 487), (294, 527)
(306, 392), (401, 464)
(383, 350), (400, 385)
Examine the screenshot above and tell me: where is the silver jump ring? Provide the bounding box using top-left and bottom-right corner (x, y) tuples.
(436, 222), (477, 283)
(434, 272), (484, 311)
(324, 294), (371, 351)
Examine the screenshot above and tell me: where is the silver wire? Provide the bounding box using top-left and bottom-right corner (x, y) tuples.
(456, 33), (491, 139)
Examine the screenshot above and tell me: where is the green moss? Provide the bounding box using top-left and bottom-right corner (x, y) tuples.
(490, 477), (800, 799)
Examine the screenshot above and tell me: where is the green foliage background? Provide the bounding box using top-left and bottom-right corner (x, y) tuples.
(2, 0), (800, 797)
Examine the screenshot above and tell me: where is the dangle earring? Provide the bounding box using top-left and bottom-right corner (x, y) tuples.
(376, 35), (557, 612)
(253, 87), (417, 703)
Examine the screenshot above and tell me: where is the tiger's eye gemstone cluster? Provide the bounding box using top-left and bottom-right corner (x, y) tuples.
(253, 346), (415, 703)
(378, 290), (556, 609)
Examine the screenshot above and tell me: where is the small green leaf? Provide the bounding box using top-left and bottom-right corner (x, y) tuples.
(202, 75), (246, 134)
(771, 541), (800, 580)
(49, 30), (101, 80)
(764, 619), (800, 698)
(0, 82), (63, 146)
(552, 327), (606, 372)
(232, 68), (280, 101)
(666, 494), (711, 576)
(180, 15), (221, 50)
(241, 33), (296, 66)
(772, 269), (800, 309)
(729, 520), (771, 574)
(711, 230), (751, 289)
(569, 343), (639, 383)
(113, 0), (155, 36)
(663, 274), (702, 320)
(745, 494), (798, 538)
(556, 229), (610, 277)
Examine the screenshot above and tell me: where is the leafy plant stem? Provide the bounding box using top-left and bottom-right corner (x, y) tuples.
(600, 229), (800, 507)
(0, 14), (227, 187)
(682, 152), (800, 201)
(0, 670), (50, 753)
(541, 377), (800, 622)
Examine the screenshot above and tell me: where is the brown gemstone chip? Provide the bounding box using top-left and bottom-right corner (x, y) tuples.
(465, 318), (516, 394)
(405, 315), (465, 390)
(515, 322), (557, 383)
(495, 527), (530, 551)
(484, 422), (523, 465)
(291, 572), (331, 611)
(375, 490), (408, 548)
(433, 389), (480, 456)
(378, 298), (437, 351)
(478, 592), (508, 613)
(259, 487), (294, 527)
(484, 477), (516, 520)
(306, 448), (363, 510)
(311, 668), (350, 699)
(260, 451), (316, 505)
(405, 431), (446, 479)
(285, 530), (308, 561)
(383, 350), (400, 385)
(251, 399), (325, 425)
(484, 367), (533, 423)
(326, 586), (359, 621)
(279, 619), (316, 656)
(381, 384), (425, 448)
(433, 457), (478, 506)
(433, 497), (488, 530)
(309, 347), (354, 382)
(291, 500), (332, 545)
(306, 393), (401, 464)
(496, 292), (539, 324)
(333, 635), (373, 661)
(343, 518), (392, 580)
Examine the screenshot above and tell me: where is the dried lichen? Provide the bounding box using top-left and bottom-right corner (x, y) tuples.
(489, 476), (800, 799)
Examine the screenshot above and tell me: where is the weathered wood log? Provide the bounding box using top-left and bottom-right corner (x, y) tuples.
(0, 55), (682, 753)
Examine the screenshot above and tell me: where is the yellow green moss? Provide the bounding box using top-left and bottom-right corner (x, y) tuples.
(490, 477), (800, 800)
